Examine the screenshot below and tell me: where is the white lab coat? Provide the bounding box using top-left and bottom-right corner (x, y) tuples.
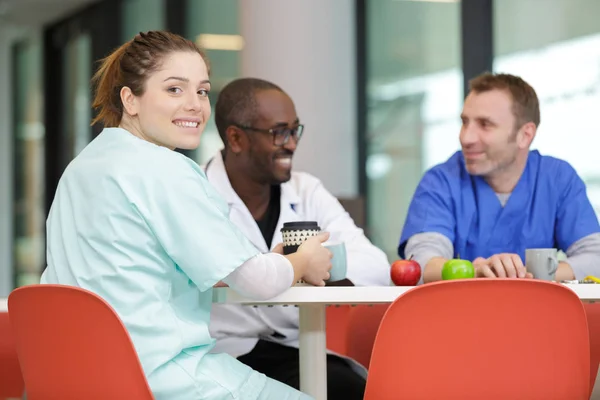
(205, 151), (391, 370)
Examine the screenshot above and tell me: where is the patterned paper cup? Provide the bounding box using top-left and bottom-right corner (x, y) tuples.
(280, 221), (321, 255)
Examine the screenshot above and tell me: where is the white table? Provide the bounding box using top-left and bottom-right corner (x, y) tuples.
(212, 286), (412, 399)
(212, 284), (600, 400)
(3, 285), (599, 400)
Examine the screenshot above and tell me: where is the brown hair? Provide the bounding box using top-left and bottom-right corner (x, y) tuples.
(91, 31), (210, 127)
(469, 72), (540, 129)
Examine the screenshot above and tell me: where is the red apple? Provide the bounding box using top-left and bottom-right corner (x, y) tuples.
(391, 259), (421, 286)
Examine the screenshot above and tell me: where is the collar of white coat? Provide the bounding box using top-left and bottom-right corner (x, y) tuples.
(203, 150), (301, 208)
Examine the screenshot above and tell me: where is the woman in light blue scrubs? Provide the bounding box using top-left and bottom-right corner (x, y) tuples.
(40, 31), (333, 400)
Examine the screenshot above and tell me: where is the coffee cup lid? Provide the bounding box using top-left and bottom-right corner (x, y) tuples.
(281, 221), (320, 230)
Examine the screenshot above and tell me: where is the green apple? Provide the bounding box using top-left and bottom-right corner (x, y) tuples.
(442, 259), (475, 280)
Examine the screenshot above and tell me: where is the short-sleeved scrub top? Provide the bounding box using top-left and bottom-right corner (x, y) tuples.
(41, 127), (313, 400)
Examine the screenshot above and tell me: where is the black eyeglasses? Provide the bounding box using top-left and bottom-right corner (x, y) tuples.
(232, 123), (304, 146)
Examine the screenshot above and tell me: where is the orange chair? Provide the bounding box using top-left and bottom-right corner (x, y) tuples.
(364, 279), (590, 400)
(0, 312), (24, 399)
(8, 284), (154, 400)
(345, 304), (389, 369)
(326, 305), (352, 355)
(584, 302), (600, 395)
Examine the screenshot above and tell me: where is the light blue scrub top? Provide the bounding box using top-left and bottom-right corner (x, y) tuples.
(399, 150), (600, 261)
(41, 128), (310, 399)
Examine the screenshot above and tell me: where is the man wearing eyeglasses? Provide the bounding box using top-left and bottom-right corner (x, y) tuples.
(204, 78), (390, 400)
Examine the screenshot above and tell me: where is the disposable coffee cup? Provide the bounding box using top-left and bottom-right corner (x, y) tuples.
(281, 221), (321, 255)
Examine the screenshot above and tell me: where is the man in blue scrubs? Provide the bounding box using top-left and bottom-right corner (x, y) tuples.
(399, 72), (600, 283)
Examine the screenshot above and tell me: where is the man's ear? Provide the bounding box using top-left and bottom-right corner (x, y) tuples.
(120, 86), (139, 116)
(226, 126), (247, 154)
(518, 121), (536, 149)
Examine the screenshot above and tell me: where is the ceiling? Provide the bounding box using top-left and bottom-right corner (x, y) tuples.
(0, 0), (97, 27)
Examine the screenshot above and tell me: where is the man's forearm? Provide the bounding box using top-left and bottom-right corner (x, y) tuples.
(564, 233), (600, 280)
(344, 236), (391, 286)
(555, 262), (575, 281)
(423, 257), (449, 283)
(404, 232), (454, 284)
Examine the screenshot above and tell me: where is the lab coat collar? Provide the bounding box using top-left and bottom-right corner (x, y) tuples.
(205, 150), (301, 213)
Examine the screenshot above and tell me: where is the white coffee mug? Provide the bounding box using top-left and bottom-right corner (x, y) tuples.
(525, 248), (559, 281)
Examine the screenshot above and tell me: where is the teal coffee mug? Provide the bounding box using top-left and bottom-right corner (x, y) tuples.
(280, 222), (347, 283)
(325, 242), (347, 282)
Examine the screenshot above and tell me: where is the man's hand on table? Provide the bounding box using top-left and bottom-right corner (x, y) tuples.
(473, 253), (533, 279)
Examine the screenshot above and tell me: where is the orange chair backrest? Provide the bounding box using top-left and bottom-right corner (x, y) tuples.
(584, 302), (600, 395)
(8, 284), (154, 400)
(0, 312), (24, 399)
(326, 305), (352, 355)
(364, 279), (590, 400)
(345, 304), (389, 369)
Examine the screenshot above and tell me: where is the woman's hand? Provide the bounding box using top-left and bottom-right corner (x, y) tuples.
(295, 232), (333, 286)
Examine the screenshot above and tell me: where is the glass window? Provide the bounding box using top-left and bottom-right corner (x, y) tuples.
(494, 0), (600, 216)
(63, 33), (92, 158)
(186, 0), (241, 164)
(12, 37), (45, 287)
(366, 0), (462, 260)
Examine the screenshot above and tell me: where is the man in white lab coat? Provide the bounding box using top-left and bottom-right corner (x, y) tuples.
(205, 78), (391, 400)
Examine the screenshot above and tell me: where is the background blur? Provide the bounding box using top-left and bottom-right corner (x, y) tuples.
(1, 0), (599, 296)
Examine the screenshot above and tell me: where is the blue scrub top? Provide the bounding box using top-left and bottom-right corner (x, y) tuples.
(399, 150), (600, 262)
(40, 128), (307, 399)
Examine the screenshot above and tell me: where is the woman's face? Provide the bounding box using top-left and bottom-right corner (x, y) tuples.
(120, 51), (211, 150)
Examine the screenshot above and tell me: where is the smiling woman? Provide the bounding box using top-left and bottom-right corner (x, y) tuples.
(91, 31), (212, 150)
(39, 30), (322, 400)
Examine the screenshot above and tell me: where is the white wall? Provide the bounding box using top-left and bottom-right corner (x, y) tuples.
(239, 0), (358, 197)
